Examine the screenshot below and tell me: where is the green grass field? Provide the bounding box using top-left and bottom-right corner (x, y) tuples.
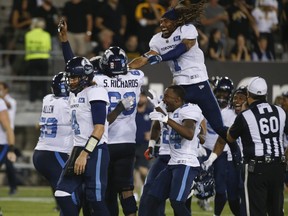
(0, 186), (287, 216)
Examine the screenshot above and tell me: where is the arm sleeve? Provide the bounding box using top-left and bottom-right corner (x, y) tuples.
(62, 41), (75, 63)
(90, 100), (107, 125)
(229, 114), (245, 139)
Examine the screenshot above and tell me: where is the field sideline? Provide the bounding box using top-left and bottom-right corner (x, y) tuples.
(0, 186), (287, 216)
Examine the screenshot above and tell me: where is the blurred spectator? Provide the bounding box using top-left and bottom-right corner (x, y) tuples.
(226, 0), (258, 46)
(201, 0), (229, 41)
(35, 0), (60, 51)
(91, 29), (114, 57)
(120, 0), (141, 37)
(135, 0), (166, 53)
(123, 35), (141, 60)
(62, 0), (93, 56)
(251, 35), (274, 61)
(230, 34), (251, 61)
(95, 0), (127, 47)
(134, 91), (154, 196)
(25, 18), (51, 102)
(0, 82), (18, 195)
(280, 0), (288, 55)
(252, 0), (279, 58)
(8, 0), (37, 75)
(207, 28), (226, 61)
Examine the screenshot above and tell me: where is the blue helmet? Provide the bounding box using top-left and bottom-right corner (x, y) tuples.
(65, 57), (94, 94)
(214, 76), (234, 107)
(51, 72), (69, 97)
(100, 46), (128, 77)
(193, 167), (215, 200)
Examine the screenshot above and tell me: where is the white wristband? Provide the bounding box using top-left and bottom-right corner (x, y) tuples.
(209, 152), (218, 163)
(84, 136), (99, 153)
(148, 140), (156, 148)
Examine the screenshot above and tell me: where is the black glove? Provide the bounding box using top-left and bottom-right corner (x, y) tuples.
(63, 146), (83, 176)
(228, 141), (242, 168)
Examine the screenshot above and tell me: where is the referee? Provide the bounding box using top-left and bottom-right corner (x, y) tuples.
(226, 77), (288, 216)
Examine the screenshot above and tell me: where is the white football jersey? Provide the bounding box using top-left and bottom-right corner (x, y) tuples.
(93, 69), (144, 144)
(159, 122), (171, 156)
(35, 94), (73, 154)
(149, 24), (208, 85)
(203, 107), (235, 153)
(0, 98), (8, 144)
(4, 94), (16, 129)
(168, 103), (203, 167)
(69, 86), (109, 147)
(221, 107), (237, 161)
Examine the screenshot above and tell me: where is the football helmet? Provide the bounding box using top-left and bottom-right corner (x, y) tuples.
(214, 76), (234, 108)
(233, 86), (247, 97)
(100, 46), (128, 77)
(192, 167), (215, 200)
(65, 56), (94, 94)
(51, 72), (69, 97)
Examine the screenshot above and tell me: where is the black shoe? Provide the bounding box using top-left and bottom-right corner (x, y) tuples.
(9, 188), (17, 196)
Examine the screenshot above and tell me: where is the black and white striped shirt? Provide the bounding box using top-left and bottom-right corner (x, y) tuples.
(229, 101), (287, 161)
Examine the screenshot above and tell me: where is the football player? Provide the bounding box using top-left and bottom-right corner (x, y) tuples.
(33, 72), (75, 214)
(54, 57), (110, 216)
(95, 47), (144, 216)
(202, 78), (242, 216)
(0, 98), (16, 168)
(58, 19), (144, 215)
(128, 1), (241, 166)
(145, 85), (203, 216)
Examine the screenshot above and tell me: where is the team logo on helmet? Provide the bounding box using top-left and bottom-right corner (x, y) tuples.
(82, 58), (93, 75)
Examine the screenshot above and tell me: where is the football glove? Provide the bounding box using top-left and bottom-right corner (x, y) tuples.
(197, 145), (207, 157)
(202, 152), (217, 171)
(144, 147), (154, 160)
(149, 111), (168, 123)
(148, 55), (162, 65)
(121, 96), (134, 110)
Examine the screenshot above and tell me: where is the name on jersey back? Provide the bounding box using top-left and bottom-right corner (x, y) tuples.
(43, 105), (54, 113)
(103, 79), (139, 88)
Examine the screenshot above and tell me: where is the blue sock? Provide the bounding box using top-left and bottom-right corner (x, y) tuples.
(170, 200), (191, 216)
(90, 201), (109, 216)
(228, 199), (240, 216)
(214, 193), (227, 215)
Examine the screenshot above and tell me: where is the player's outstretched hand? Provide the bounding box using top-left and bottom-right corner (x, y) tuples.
(148, 55), (162, 65)
(58, 18), (68, 42)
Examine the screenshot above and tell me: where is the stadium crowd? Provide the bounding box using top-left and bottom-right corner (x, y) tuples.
(0, 0), (288, 73)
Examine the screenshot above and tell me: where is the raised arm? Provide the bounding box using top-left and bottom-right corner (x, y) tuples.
(58, 18), (75, 63)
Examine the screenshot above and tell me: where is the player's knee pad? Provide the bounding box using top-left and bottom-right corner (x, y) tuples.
(120, 194), (137, 215)
(54, 190), (71, 197)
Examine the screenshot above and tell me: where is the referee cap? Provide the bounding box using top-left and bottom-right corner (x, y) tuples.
(247, 77), (267, 95)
